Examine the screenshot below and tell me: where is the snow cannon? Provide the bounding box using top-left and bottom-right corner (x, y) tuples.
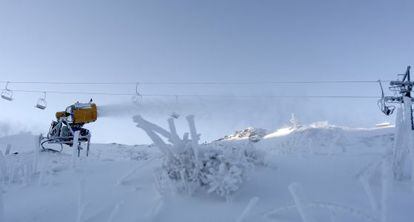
(39, 100), (98, 156)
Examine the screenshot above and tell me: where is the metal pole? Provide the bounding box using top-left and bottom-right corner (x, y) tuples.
(407, 66), (414, 130)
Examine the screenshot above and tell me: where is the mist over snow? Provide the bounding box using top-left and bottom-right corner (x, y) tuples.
(0, 120), (36, 137)
(93, 96), (390, 144)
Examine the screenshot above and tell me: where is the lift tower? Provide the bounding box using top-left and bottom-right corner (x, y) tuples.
(378, 66), (414, 180)
(378, 66), (413, 129)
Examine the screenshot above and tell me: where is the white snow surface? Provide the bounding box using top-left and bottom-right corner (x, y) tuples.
(1, 122), (413, 222)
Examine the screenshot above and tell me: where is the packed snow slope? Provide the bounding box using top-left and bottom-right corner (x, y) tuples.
(1, 122), (413, 222)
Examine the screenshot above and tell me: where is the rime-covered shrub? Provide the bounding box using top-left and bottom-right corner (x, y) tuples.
(199, 144), (261, 197)
(133, 115), (264, 199)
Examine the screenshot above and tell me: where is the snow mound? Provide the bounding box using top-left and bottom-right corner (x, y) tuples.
(257, 122), (394, 155)
(216, 121), (394, 155)
(3, 119), (414, 222)
(217, 127), (268, 142)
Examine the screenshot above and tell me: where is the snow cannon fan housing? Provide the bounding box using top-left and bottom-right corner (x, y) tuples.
(57, 102), (98, 124)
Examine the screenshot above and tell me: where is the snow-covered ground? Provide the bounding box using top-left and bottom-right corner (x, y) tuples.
(1, 122), (413, 222)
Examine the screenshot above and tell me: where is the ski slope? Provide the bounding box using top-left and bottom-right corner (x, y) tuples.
(1, 123), (413, 222)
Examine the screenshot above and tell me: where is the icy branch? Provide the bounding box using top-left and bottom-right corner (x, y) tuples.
(236, 197), (259, 222)
(0, 188), (4, 222)
(147, 197), (165, 221)
(72, 131), (80, 168)
(5, 144), (11, 156)
(133, 115), (171, 139)
(381, 160), (392, 222)
(33, 135), (41, 174)
(288, 183), (315, 222)
(107, 201), (124, 222)
(0, 152), (6, 183)
(76, 178), (87, 222)
(168, 118), (183, 150)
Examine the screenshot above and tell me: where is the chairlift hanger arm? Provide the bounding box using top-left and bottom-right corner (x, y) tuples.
(378, 80), (385, 98)
(401, 66), (411, 82)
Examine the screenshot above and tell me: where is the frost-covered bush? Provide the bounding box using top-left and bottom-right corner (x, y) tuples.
(133, 115), (264, 199)
(198, 143), (263, 197)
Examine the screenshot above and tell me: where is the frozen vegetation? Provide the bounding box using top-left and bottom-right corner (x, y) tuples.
(0, 114), (413, 222)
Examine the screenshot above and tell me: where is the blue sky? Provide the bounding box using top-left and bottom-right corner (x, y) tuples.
(0, 0), (413, 144)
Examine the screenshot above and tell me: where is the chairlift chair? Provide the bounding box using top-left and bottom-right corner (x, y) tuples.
(132, 82), (143, 104)
(1, 82), (13, 101)
(35, 92), (47, 110)
(377, 80), (395, 116)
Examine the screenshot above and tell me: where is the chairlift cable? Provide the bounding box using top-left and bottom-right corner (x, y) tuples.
(0, 80), (392, 86)
(9, 89), (378, 99)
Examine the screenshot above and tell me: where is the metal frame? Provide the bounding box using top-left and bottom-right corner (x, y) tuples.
(40, 115), (91, 156)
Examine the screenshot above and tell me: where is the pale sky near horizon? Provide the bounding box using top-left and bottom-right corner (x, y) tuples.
(0, 0), (413, 144)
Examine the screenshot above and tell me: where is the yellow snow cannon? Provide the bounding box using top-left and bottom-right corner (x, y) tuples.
(40, 101), (98, 156)
(67, 102), (98, 124)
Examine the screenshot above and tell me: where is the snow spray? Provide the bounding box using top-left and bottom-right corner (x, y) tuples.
(96, 96), (315, 134)
(98, 96), (304, 119)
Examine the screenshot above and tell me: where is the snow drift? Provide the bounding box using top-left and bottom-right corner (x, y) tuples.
(1, 119), (414, 222)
